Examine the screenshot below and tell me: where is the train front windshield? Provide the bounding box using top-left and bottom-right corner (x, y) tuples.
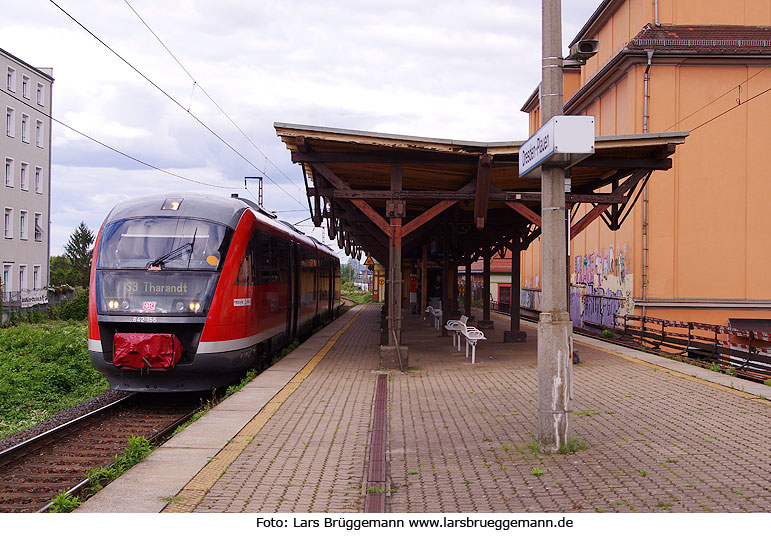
(95, 217), (233, 316)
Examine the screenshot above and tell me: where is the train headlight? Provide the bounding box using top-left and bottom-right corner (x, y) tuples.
(121, 300), (130, 310)
(108, 300), (120, 310)
(175, 301), (185, 312)
(189, 301), (201, 312)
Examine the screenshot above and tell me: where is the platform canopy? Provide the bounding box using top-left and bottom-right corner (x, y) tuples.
(275, 122), (687, 264)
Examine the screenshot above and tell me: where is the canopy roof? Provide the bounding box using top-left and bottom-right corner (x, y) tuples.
(275, 122), (687, 263)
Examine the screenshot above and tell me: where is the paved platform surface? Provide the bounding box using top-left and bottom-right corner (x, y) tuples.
(79, 305), (771, 513)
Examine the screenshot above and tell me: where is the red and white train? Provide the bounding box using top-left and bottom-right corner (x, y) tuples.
(88, 193), (340, 391)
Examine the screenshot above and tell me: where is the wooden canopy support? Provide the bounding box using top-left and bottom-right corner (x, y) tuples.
(474, 154), (493, 229)
(402, 201), (457, 237)
(505, 201), (542, 227)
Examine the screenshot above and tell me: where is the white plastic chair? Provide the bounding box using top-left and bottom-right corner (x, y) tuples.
(445, 315), (469, 349)
(460, 323), (486, 364)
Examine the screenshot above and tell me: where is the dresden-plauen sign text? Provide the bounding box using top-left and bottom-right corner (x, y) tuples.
(519, 116), (595, 178)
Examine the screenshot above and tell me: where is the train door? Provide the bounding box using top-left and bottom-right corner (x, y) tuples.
(327, 258), (334, 317)
(289, 241), (300, 340)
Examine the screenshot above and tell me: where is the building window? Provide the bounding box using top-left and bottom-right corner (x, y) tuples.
(6, 107), (14, 137)
(36, 83), (44, 106)
(5, 158), (13, 187)
(19, 265), (27, 292)
(4, 208), (12, 239)
(35, 167), (42, 193)
(33, 265), (40, 290)
(20, 162), (28, 190)
(22, 75), (30, 99)
(35, 120), (43, 147)
(2, 264), (11, 293)
(6, 67), (15, 92)
(34, 213), (43, 241)
(19, 210), (27, 240)
(21, 114), (29, 143)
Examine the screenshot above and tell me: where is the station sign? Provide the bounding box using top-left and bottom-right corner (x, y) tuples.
(519, 116), (595, 178)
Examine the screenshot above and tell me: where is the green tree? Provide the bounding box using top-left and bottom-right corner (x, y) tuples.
(49, 255), (77, 286)
(341, 263), (355, 283)
(64, 222), (95, 287)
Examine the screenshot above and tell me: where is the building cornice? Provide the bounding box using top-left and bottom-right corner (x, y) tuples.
(0, 48), (54, 83)
(569, 0), (624, 48)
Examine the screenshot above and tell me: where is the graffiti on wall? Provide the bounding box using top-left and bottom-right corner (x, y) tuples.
(580, 287), (626, 330)
(520, 244), (635, 331)
(571, 244), (634, 330)
(573, 244), (629, 292)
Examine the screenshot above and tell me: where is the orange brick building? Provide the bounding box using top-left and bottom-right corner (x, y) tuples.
(520, 0), (771, 328)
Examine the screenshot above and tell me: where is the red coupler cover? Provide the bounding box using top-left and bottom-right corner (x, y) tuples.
(113, 333), (182, 369)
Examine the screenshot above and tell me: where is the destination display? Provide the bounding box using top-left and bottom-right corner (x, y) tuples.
(95, 271), (218, 315)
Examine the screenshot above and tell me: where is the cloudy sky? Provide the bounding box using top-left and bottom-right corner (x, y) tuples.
(2, 0), (602, 258)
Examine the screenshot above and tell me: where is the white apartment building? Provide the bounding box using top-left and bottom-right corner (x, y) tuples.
(1, 48), (52, 306)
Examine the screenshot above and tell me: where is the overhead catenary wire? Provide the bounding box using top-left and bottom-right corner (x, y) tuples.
(1, 86), (230, 190)
(49, 0), (308, 209)
(123, 0), (308, 200)
(665, 65), (771, 132)
(689, 84), (771, 133)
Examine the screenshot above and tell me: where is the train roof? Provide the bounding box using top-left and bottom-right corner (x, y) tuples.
(101, 194), (336, 257)
(103, 193), (250, 229)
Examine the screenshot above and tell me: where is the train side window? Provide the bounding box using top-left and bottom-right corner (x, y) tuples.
(258, 232), (276, 284)
(236, 232), (259, 285)
(274, 236), (289, 284)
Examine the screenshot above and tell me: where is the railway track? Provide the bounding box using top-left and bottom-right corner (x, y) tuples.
(0, 392), (204, 513)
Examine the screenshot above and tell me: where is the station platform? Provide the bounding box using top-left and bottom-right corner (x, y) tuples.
(78, 304), (771, 513)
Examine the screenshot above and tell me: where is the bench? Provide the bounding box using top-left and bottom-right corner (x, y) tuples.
(445, 314), (469, 348)
(425, 306), (443, 330)
(459, 322), (487, 364)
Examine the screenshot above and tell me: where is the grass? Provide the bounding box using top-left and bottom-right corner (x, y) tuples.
(0, 320), (109, 439)
(49, 491), (83, 513)
(522, 434), (587, 455)
(49, 435), (154, 512)
(601, 329), (615, 339)
(83, 435), (154, 495)
(575, 409), (600, 416)
(341, 281), (374, 305)
(531, 467), (544, 476)
(558, 438), (588, 454)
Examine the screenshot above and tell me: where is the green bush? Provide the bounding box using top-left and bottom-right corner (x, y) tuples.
(60, 288), (89, 321)
(0, 321), (108, 439)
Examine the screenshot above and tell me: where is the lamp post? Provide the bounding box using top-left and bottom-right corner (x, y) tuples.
(537, 0), (572, 452)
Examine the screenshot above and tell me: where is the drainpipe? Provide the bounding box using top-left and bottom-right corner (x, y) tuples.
(654, 0), (660, 26)
(642, 50), (653, 319)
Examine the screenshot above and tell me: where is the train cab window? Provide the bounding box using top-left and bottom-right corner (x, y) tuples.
(97, 217), (232, 271)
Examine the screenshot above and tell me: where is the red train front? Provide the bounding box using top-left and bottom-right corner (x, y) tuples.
(88, 193), (340, 391)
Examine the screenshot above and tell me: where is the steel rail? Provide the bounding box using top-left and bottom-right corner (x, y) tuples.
(35, 402), (200, 513)
(0, 393), (136, 470)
